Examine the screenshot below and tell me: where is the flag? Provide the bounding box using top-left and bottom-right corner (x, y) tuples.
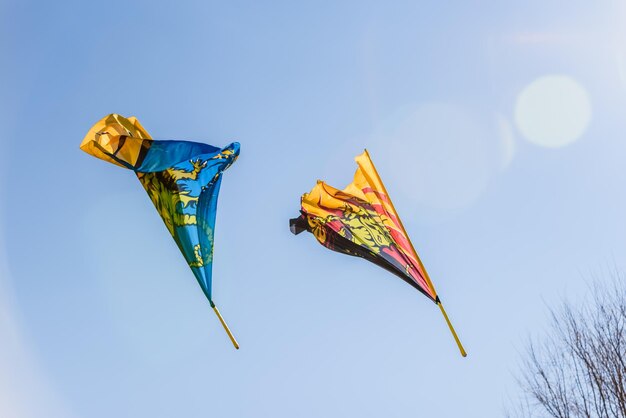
(80, 114), (240, 348)
(290, 150), (466, 356)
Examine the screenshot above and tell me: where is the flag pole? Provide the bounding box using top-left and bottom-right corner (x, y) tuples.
(362, 149), (467, 357)
(212, 304), (240, 349)
(437, 298), (467, 357)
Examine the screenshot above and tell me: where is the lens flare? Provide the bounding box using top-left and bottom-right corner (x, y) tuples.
(515, 75), (591, 148)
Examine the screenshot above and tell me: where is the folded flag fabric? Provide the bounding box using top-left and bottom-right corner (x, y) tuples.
(80, 113), (240, 348)
(290, 150), (466, 356)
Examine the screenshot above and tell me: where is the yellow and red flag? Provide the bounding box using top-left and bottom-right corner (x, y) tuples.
(290, 150), (466, 356)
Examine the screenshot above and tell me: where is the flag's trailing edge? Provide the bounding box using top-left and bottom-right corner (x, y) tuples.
(81, 114), (240, 349)
(290, 150), (466, 356)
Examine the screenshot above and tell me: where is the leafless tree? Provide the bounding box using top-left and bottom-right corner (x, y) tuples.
(510, 274), (626, 418)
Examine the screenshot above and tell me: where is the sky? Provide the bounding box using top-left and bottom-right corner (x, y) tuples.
(2, 1), (626, 417)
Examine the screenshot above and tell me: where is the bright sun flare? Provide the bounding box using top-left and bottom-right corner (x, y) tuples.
(514, 75), (592, 148)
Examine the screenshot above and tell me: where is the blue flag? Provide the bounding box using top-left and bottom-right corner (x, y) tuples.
(80, 113), (240, 348)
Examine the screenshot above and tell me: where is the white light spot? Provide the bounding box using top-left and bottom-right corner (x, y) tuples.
(515, 75), (591, 148)
(496, 114), (516, 169)
(368, 103), (493, 217)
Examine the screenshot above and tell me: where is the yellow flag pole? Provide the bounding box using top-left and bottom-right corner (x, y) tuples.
(212, 305), (240, 350)
(437, 299), (466, 357)
(362, 149), (467, 357)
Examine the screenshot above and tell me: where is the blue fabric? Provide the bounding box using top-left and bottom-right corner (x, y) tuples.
(136, 140), (222, 173)
(134, 141), (239, 304)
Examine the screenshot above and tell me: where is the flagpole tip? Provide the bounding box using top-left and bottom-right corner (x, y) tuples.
(212, 305), (240, 350)
(437, 302), (467, 357)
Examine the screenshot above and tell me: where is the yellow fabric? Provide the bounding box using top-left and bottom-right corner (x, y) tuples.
(80, 114), (152, 168)
(350, 152), (403, 235)
(302, 151), (424, 280)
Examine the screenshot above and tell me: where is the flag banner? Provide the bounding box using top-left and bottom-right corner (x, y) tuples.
(81, 114), (240, 348)
(290, 150), (435, 301)
(290, 150), (466, 356)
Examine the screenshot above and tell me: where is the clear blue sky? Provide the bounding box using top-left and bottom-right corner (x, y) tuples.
(2, 1), (626, 417)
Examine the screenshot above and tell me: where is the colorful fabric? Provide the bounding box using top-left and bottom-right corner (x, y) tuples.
(81, 114), (239, 306)
(290, 150), (437, 302)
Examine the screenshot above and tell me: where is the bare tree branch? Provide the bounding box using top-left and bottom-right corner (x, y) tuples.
(511, 273), (626, 418)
